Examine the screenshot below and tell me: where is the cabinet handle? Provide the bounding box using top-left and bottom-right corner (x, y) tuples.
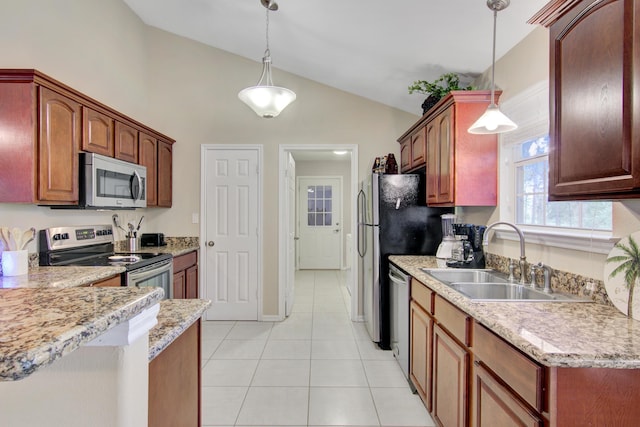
(207, 241), (215, 247)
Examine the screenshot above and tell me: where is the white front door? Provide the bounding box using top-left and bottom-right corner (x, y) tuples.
(285, 153), (296, 316)
(297, 176), (342, 270)
(201, 146), (261, 320)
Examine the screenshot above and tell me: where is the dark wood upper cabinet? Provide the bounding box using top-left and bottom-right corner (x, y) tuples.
(115, 121), (139, 163)
(0, 69), (175, 206)
(38, 87), (81, 203)
(139, 132), (158, 207)
(82, 106), (114, 157)
(157, 140), (173, 207)
(531, 0), (640, 200)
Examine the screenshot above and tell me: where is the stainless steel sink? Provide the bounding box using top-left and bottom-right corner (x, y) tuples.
(420, 268), (591, 302)
(420, 268), (508, 284)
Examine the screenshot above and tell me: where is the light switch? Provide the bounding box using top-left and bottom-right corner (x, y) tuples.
(192, 213), (199, 224)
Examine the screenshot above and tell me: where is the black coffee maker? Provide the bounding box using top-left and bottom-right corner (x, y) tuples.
(446, 223), (487, 269)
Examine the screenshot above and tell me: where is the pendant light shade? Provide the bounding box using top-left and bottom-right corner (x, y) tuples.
(238, 1), (296, 118)
(468, 0), (517, 134)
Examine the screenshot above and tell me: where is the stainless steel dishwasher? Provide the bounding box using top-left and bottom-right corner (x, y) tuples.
(389, 263), (411, 381)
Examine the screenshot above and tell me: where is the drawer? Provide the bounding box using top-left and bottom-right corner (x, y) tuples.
(173, 250), (197, 272)
(433, 295), (470, 347)
(473, 322), (543, 412)
(411, 278), (434, 313)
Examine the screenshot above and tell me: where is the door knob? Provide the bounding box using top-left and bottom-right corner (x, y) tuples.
(207, 241), (215, 247)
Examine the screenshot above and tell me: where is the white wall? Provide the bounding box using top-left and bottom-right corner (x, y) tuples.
(0, 0), (417, 315)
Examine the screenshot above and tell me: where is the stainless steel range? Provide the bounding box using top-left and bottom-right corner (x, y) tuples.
(39, 225), (173, 298)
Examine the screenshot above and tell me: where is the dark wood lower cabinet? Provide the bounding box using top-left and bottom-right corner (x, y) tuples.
(473, 362), (542, 427)
(148, 320), (201, 427)
(432, 324), (468, 427)
(410, 300), (432, 410)
(173, 251), (198, 299)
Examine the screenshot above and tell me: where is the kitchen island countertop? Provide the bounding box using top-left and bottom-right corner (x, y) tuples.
(390, 255), (640, 369)
(148, 298), (211, 361)
(0, 286), (163, 381)
(0, 266), (125, 289)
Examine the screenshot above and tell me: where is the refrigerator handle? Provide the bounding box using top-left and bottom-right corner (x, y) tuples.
(357, 189), (366, 257)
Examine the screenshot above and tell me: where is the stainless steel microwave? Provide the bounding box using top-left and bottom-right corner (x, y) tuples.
(80, 153), (147, 209)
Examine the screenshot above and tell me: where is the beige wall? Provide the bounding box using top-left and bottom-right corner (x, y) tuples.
(0, 0), (417, 315)
(461, 26), (640, 281)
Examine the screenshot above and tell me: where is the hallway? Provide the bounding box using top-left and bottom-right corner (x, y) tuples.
(200, 270), (435, 426)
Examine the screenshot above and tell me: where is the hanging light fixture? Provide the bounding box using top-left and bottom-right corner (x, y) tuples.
(238, 0), (296, 118)
(468, 0), (517, 134)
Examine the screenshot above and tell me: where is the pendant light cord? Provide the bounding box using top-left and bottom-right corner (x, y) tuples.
(265, 7), (270, 57)
(490, 9), (497, 107)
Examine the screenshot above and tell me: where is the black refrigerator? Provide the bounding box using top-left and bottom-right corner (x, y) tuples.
(357, 173), (453, 349)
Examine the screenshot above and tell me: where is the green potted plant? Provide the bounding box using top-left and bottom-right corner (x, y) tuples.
(408, 72), (473, 114)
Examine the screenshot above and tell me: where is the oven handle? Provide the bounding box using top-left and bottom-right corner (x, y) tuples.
(127, 259), (173, 282)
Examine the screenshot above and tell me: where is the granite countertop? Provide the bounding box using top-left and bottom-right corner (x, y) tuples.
(390, 255), (640, 369)
(118, 238), (199, 258)
(148, 298), (211, 362)
(0, 286), (163, 381)
(0, 266), (125, 289)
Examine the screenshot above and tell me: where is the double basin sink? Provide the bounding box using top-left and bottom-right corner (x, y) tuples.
(420, 268), (590, 302)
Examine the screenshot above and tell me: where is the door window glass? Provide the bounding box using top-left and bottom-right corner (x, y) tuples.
(307, 185), (333, 226)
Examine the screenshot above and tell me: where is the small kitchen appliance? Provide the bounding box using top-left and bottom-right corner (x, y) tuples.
(436, 213), (457, 259)
(446, 223), (487, 269)
(141, 233), (166, 247)
(39, 225), (173, 298)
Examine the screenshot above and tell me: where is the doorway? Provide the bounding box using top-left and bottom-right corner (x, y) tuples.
(278, 144), (359, 321)
(297, 176), (342, 270)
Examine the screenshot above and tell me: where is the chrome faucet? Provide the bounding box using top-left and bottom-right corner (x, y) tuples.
(482, 222), (527, 286)
(537, 262), (554, 294)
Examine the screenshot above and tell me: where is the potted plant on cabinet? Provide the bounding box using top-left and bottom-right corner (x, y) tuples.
(408, 72), (473, 114)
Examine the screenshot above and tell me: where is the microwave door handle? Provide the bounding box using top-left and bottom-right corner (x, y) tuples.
(131, 170), (142, 200)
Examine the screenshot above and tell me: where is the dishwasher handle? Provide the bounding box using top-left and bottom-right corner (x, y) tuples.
(388, 265), (410, 285)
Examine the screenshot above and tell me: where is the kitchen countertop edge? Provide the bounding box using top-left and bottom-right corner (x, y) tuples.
(390, 255), (640, 369)
(148, 298), (212, 362)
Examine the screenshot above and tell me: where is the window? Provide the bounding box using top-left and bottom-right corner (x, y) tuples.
(513, 135), (612, 231)
(499, 81), (613, 250)
(307, 185), (333, 226)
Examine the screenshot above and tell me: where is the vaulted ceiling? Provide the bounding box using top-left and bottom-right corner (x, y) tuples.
(123, 0), (549, 114)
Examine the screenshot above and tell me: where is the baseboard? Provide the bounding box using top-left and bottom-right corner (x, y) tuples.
(261, 314), (284, 322)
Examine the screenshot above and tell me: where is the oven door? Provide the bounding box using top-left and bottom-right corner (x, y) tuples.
(125, 259), (173, 299)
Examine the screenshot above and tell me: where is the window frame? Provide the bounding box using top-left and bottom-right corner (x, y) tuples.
(497, 81), (616, 254)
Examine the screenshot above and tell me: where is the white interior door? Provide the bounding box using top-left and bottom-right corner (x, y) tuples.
(202, 146), (260, 320)
(285, 153), (296, 316)
(297, 176), (342, 270)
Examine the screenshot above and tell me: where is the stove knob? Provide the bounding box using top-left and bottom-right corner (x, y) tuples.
(53, 233), (62, 240)
(62, 233), (69, 240)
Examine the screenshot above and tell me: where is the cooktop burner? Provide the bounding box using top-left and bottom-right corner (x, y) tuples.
(38, 225), (172, 271)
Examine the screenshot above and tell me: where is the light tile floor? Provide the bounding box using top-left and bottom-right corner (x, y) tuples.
(201, 269), (435, 427)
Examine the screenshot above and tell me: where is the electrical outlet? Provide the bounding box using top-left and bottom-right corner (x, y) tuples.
(585, 282), (596, 293)
(191, 213), (199, 224)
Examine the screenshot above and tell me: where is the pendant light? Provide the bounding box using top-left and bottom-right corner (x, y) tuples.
(238, 0), (296, 118)
(468, 0), (517, 134)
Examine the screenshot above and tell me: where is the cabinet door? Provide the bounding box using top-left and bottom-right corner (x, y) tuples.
(157, 140), (173, 207)
(411, 127), (426, 168)
(114, 121), (138, 163)
(548, 0), (640, 199)
(426, 121), (439, 204)
(90, 275), (121, 287)
(186, 265), (199, 299)
(139, 132), (158, 206)
(433, 324), (468, 427)
(173, 270), (186, 299)
(82, 107), (114, 157)
(400, 139), (411, 172)
(436, 107), (454, 204)
(410, 300), (432, 410)
(38, 87), (81, 203)
(472, 362), (542, 427)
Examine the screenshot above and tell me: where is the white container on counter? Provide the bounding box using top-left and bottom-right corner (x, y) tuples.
(1, 250), (28, 276)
